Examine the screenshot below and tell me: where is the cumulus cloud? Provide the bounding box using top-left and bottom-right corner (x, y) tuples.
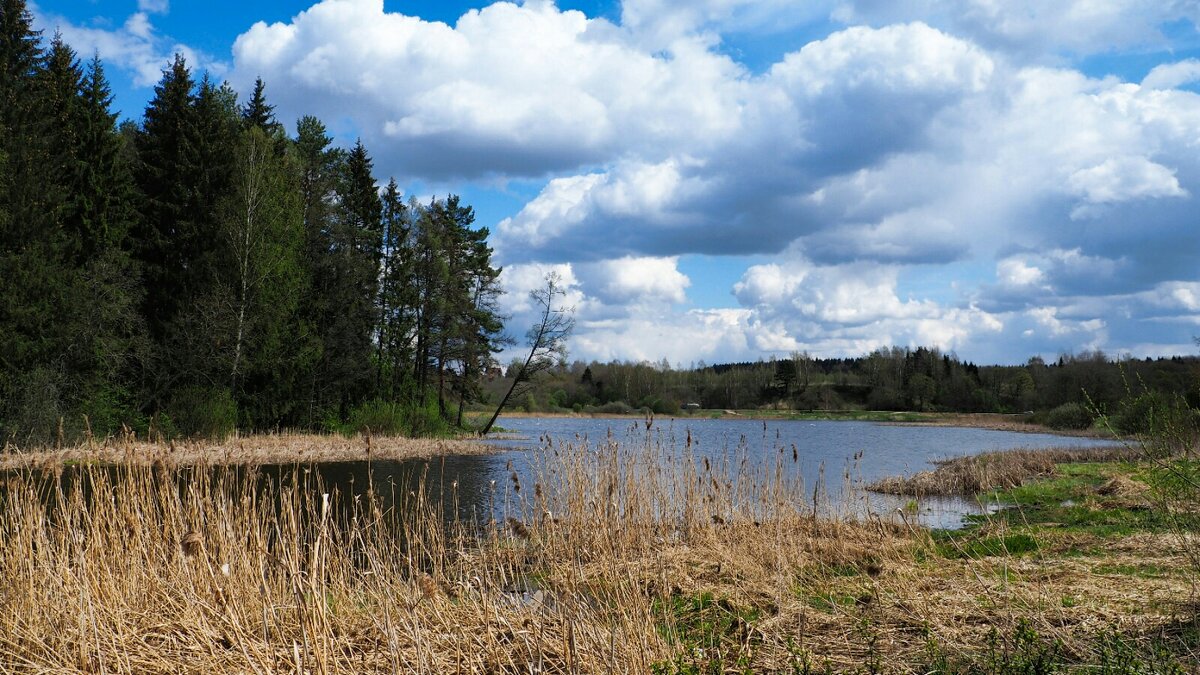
(575, 257), (691, 305)
(1067, 156), (1186, 205)
(45, 0), (1199, 363)
(1142, 59), (1200, 90)
(232, 0), (747, 180)
(831, 0), (1200, 57)
(33, 6), (222, 88)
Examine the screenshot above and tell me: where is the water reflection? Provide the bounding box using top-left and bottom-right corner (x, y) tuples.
(2, 417), (1120, 531)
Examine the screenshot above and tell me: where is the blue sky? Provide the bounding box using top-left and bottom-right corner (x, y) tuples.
(32, 0), (1200, 365)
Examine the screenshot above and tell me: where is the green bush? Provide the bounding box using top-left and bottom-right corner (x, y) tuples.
(169, 386), (237, 440)
(653, 398), (681, 415)
(592, 401), (635, 415)
(521, 393), (537, 413)
(345, 398), (452, 438)
(1114, 390), (1197, 437)
(345, 399), (407, 436)
(1042, 402), (1095, 430)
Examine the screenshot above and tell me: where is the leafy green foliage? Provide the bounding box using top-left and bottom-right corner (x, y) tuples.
(168, 385), (237, 440)
(1040, 402), (1095, 430)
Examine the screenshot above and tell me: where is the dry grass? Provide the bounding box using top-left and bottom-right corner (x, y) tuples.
(0, 431), (497, 471)
(0, 433), (1193, 673)
(867, 445), (1143, 497)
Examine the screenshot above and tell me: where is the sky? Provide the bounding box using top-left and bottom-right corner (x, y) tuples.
(30, 0), (1200, 366)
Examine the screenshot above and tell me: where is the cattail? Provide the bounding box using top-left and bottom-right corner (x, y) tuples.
(417, 573), (440, 600)
(181, 531), (203, 559)
(511, 471), (521, 493)
(507, 517), (530, 540)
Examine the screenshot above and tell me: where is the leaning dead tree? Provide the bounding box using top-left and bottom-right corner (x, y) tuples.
(480, 272), (575, 435)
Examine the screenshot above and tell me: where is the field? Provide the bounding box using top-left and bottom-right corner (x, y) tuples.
(0, 433), (1196, 673)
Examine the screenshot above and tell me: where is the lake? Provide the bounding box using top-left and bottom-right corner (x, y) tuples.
(297, 416), (1121, 530)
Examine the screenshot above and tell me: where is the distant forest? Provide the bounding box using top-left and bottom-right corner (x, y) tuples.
(0, 2), (505, 445)
(484, 347), (1200, 432)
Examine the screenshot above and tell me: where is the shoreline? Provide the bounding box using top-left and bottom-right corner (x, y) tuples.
(2, 412), (1113, 471)
(491, 410), (1113, 438)
(0, 432), (502, 472)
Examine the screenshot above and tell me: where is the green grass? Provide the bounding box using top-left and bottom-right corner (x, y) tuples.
(651, 592), (762, 674)
(934, 533), (1040, 560)
(1091, 562), (1166, 578)
(918, 620), (1193, 675)
(963, 463), (1180, 539)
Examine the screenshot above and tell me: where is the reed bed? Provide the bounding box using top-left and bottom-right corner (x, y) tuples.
(0, 431), (1192, 673)
(866, 445), (1142, 497)
(0, 432), (494, 471)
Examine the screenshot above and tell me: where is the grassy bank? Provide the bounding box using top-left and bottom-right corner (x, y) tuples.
(867, 446), (1142, 497)
(0, 435), (1195, 672)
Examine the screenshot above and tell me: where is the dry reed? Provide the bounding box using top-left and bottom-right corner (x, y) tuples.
(867, 445), (1142, 496)
(0, 432), (496, 472)
(0, 432), (1190, 673)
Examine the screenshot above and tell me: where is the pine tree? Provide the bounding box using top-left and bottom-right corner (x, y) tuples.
(323, 140), (382, 415)
(241, 77), (278, 133)
(74, 55), (135, 259)
(0, 0), (46, 242)
(293, 115), (343, 422)
(134, 54), (200, 347)
(37, 33), (83, 232)
(376, 179), (415, 398)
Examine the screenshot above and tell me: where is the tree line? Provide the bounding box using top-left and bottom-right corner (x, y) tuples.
(0, 1), (505, 444)
(488, 346), (1200, 430)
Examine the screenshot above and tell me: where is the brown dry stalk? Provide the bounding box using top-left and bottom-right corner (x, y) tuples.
(0, 435), (1190, 673)
(867, 445), (1142, 496)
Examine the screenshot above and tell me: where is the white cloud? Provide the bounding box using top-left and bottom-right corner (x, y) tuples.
(832, 0), (1200, 57)
(1067, 156), (1186, 204)
(997, 258), (1046, 288)
(232, 0), (747, 179)
(769, 22), (993, 96)
(92, 0), (1194, 363)
(34, 6), (223, 88)
(577, 256), (691, 305)
(1142, 59), (1200, 90)
(137, 0), (169, 16)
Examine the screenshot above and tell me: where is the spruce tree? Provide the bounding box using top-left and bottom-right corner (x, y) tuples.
(241, 77), (278, 133)
(134, 54), (200, 347)
(325, 140), (382, 415)
(293, 115), (343, 423)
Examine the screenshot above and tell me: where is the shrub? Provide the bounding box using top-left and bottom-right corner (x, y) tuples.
(1042, 402), (1094, 430)
(345, 399), (407, 436)
(592, 401), (635, 415)
(345, 398), (452, 438)
(169, 385), (237, 440)
(1113, 390), (1196, 437)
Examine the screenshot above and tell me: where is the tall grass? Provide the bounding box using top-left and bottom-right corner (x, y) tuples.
(0, 430), (1192, 672)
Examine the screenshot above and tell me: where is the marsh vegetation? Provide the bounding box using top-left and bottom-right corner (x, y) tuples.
(2, 428), (1196, 673)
